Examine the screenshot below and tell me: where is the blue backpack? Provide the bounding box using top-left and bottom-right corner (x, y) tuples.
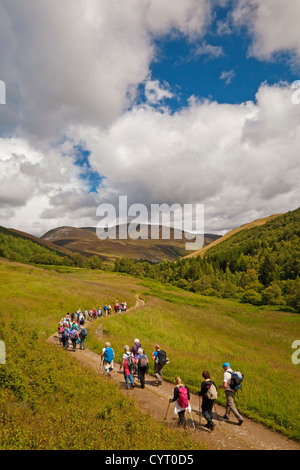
(229, 371), (244, 391)
(104, 347), (114, 362)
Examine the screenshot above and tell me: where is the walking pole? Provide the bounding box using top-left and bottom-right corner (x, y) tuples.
(164, 401), (171, 421)
(199, 395), (202, 427)
(213, 402), (221, 426)
(189, 409), (196, 432)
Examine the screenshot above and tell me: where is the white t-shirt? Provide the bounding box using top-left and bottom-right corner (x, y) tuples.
(223, 368), (233, 389)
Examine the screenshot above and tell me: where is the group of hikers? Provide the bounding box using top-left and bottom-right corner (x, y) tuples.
(100, 340), (244, 431)
(57, 308), (244, 432)
(101, 340), (169, 391)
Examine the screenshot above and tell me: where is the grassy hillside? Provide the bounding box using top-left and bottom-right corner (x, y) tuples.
(0, 260), (201, 450)
(184, 213), (283, 259)
(0, 259), (299, 445)
(114, 208), (300, 311)
(0, 226), (103, 270)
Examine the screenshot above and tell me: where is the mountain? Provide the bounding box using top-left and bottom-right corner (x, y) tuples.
(41, 225), (221, 263)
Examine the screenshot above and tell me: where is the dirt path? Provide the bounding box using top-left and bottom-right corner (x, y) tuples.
(48, 296), (300, 451)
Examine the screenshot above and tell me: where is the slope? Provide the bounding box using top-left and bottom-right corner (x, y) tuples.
(184, 213), (283, 259)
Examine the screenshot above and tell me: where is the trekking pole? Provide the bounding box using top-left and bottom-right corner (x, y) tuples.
(214, 402), (221, 426)
(164, 401), (171, 421)
(189, 409), (196, 432)
(199, 395), (202, 427)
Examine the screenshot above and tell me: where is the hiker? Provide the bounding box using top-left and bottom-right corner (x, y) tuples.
(107, 304), (112, 315)
(97, 307), (103, 317)
(88, 309), (93, 321)
(62, 325), (70, 350)
(114, 303), (118, 313)
(79, 326), (87, 350)
(131, 338), (142, 376)
(199, 370), (217, 431)
(152, 344), (168, 386)
(219, 362), (244, 425)
(119, 345), (135, 389)
(101, 342), (115, 377)
(137, 348), (148, 389)
(70, 326), (79, 352)
(104, 305), (108, 316)
(58, 322), (64, 345)
(169, 377), (191, 427)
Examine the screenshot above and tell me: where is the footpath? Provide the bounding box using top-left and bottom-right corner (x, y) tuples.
(47, 295), (300, 451)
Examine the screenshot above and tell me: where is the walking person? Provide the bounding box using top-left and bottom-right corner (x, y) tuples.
(137, 348), (148, 389)
(101, 342), (115, 377)
(131, 338), (142, 377)
(62, 325), (70, 350)
(169, 377), (191, 428)
(119, 345), (135, 389)
(70, 325), (79, 352)
(219, 362), (244, 425)
(152, 344), (168, 386)
(79, 326), (87, 350)
(198, 371), (217, 431)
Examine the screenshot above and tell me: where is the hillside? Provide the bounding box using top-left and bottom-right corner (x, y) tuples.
(113, 208), (300, 311)
(41, 225), (220, 263)
(0, 225), (102, 269)
(184, 213), (283, 259)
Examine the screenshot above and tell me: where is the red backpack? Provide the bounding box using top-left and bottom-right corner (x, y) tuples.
(177, 386), (189, 408)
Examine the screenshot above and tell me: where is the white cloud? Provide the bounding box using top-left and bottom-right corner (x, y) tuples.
(195, 42), (224, 58)
(220, 69), (236, 85)
(73, 82), (300, 232)
(232, 0), (300, 66)
(144, 80), (174, 105)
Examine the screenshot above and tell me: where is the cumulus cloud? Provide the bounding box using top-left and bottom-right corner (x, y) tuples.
(232, 0), (300, 66)
(74, 82), (300, 232)
(0, 1), (299, 237)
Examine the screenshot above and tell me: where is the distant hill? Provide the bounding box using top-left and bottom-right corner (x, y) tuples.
(41, 225), (221, 263)
(183, 213), (283, 259)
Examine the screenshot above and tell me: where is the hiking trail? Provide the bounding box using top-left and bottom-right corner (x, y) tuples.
(47, 295), (300, 451)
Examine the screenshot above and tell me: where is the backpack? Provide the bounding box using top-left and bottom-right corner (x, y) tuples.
(62, 330), (69, 339)
(70, 329), (78, 340)
(104, 347), (114, 363)
(206, 382), (218, 400)
(177, 386), (189, 409)
(229, 370), (244, 391)
(138, 354), (147, 368)
(126, 354), (135, 368)
(157, 350), (168, 367)
(80, 329), (87, 338)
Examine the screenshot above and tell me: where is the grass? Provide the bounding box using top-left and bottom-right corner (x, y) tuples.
(0, 258), (299, 446)
(93, 278), (300, 442)
(0, 259), (204, 450)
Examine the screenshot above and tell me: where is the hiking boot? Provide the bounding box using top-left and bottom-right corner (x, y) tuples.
(238, 419), (244, 426)
(222, 414), (229, 420)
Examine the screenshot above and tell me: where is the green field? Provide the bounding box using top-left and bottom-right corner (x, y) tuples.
(0, 259), (299, 447)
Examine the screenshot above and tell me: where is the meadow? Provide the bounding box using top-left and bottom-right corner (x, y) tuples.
(0, 259), (299, 447)
(0, 260), (201, 450)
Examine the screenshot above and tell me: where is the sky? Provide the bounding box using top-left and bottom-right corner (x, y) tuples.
(0, 0), (300, 237)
